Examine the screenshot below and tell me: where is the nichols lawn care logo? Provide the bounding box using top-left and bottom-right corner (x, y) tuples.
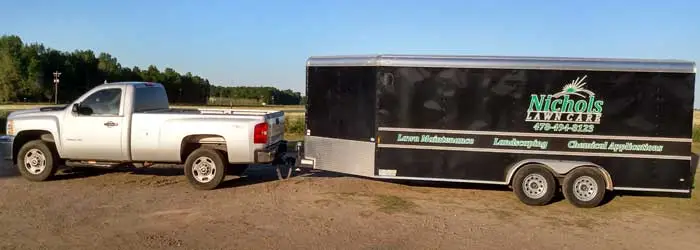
(525, 75), (604, 133)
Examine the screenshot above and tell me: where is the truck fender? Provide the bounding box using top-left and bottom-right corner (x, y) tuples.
(179, 134), (227, 161)
(504, 159), (614, 190)
(11, 117), (63, 163)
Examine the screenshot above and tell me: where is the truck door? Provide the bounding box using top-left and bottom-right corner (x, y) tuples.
(60, 86), (128, 161)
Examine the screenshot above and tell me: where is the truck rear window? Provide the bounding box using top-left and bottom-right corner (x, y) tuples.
(134, 86), (170, 112)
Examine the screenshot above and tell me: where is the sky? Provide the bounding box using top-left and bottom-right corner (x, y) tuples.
(1, 0), (699, 104)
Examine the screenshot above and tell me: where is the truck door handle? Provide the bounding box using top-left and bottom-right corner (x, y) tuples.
(104, 121), (118, 127)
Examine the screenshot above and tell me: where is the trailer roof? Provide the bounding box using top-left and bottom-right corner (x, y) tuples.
(306, 54), (696, 73)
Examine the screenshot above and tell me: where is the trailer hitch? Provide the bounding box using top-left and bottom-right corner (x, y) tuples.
(273, 141), (306, 180)
(275, 156), (296, 180)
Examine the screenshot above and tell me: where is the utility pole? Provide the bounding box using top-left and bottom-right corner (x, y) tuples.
(52, 71), (61, 104)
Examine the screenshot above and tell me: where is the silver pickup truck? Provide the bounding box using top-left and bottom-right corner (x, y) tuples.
(3, 81), (287, 190)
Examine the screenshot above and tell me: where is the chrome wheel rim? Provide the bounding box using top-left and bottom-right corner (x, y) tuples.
(191, 156), (217, 183)
(573, 176), (598, 202)
(522, 173), (548, 199)
(23, 149), (47, 175)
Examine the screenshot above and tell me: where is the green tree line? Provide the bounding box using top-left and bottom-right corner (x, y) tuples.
(209, 86), (305, 105)
(0, 34), (304, 105)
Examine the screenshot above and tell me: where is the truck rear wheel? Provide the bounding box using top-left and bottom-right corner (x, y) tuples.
(184, 148), (226, 190)
(16, 140), (59, 182)
(512, 164), (557, 206)
(562, 167), (606, 208)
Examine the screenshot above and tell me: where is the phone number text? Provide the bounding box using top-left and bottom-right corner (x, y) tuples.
(532, 123), (595, 133)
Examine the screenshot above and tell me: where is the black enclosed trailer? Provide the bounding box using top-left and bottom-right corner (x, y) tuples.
(296, 54), (696, 208)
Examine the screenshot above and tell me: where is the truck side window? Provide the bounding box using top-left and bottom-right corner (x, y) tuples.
(81, 88), (122, 116)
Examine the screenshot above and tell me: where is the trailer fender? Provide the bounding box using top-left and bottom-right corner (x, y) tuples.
(505, 159), (613, 190)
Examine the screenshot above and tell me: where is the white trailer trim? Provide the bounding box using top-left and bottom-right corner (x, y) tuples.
(612, 187), (691, 193)
(306, 54), (696, 74)
(378, 144), (691, 161)
(378, 127), (692, 143)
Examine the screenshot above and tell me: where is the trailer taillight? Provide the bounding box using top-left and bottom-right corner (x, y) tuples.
(254, 122), (268, 144)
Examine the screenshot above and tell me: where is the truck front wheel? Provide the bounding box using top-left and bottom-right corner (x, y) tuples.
(16, 140), (59, 182)
(184, 148), (226, 190)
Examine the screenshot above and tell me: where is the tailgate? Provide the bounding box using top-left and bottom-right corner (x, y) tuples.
(195, 108), (285, 147)
(265, 111), (285, 146)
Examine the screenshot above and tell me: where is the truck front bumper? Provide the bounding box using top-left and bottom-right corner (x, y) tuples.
(254, 140), (288, 164)
(0, 135), (13, 161)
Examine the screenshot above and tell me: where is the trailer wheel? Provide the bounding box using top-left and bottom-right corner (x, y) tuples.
(16, 140), (59, 182)
(562, 167), (606, 208)
(184, 148), (226, 190)
(512, 164), (557, 206)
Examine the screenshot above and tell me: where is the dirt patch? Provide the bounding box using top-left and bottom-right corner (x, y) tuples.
(372, 194), (419, 214)
(0, 160), (699, 249)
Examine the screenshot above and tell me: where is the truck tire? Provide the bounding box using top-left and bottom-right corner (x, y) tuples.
(16, 140), (59, 182)
(512, 164), (557, 206)
(184, 148), (226, 190)
(562, 167), (606, 208)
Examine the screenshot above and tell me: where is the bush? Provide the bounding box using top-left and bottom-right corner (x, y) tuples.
(0, 111), (7, 134)
(285, 116), (305, 135)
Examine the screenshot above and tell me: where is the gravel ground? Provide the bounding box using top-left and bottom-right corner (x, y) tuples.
(0, 157), (699, 250)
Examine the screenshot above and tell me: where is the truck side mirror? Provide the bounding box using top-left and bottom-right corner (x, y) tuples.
(72, 103), (93, 116)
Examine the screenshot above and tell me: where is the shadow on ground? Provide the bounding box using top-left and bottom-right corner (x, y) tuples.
(1, 159), (342, 190)
(50, 164), (310, 189)
(0, 160), (18, 178)
(0, 150), (318, 189)
(342, 151), (700, 207)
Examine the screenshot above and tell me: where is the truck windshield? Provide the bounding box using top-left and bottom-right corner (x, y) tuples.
(133, 85), (170, 112)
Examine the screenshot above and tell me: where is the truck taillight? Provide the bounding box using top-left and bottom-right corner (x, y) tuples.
(254, 122), (268, 144)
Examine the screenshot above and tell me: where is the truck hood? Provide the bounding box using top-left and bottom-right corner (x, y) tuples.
(7, 105), (68, 119)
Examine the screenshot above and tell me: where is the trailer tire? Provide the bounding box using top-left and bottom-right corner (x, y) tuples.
(16, 140), (59, 182)
(512, 164), (557, 206)
(184, 148), (226, 190)
(562, 167), (606, 208)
